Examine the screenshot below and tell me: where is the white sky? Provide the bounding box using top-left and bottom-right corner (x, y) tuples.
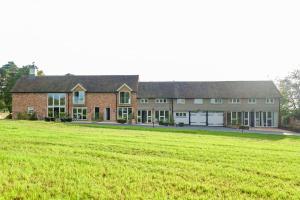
(1, 0), (300, 81)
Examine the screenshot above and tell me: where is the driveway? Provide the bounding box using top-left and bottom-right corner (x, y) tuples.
(72, 121), (300, 136)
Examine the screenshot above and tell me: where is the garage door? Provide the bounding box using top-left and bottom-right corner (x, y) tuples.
(190, 112), (206, 125)
(208, 112), (224, 126)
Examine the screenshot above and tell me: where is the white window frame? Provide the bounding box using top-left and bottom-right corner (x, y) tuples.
(229, 98), (241, 104)
(155, 99), (168, 103)
(248, 98), (256, 104)
(139, 99), (148, 104)
(266, 98), (275, 104)
(210, 98), (223, 104)
(118, 107), (132, 120)
(27, 107), (34, 114)
(194, 99), (203, 104)
(155, 110), (169, 122)
(177, 99), (185, 104)
(72, 107), (87, 120)
(47, 93), (66, 118)
(119, 92), (131, 104)
(73, 91), (85, 104)
(137, 110), (152, 123)
(244, 112), (249, 126)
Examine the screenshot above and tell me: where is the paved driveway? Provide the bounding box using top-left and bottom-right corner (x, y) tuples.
(72, 121), (300, 136)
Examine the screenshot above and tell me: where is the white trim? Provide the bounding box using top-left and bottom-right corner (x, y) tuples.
(117, 83), (133, 92)
(71, 83), (87, 92)
(72, 107), (88, 120)
(229, 98), (241, 104)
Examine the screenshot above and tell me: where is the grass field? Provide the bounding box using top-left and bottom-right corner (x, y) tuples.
(0, 120), (300, 199)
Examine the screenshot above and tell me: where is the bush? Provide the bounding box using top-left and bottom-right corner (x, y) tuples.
(239, 125), (249, 130)
(117, 118), (127, 124)
(5, 113), (12, 119)
(17, 112), (29, 120)
(29, 112), (38, 120)
(178, 122), (184, 127)
(45, 117), (55, 122)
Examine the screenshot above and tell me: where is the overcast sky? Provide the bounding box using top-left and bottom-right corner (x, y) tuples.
(1, 0), (300, 81)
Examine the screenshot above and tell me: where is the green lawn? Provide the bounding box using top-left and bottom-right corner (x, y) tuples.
(0, 121), (299, 199)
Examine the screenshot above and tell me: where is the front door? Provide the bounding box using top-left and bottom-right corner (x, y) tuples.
(105, 108), (110, 120)
(94, 107), (100, 120)
(141, 110), (147, 123)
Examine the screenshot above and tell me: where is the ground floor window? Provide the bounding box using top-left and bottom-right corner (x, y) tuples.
(47, 93), (66, 118)
(137, 110), (152, 123)
(48, 107), (65, 118)
(230, 112), (242, 125)
(155, 110), (169, 122)
(118, 107), (132, 120)
(255, 111), (275, 127)
(73, 107), (87, 120)
(244, 112), (249, 126)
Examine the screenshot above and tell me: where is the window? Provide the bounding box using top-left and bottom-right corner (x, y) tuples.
(210, 98), (223, 104)
(244, 112), (249, 126)
(73, 107), (87, 120)
(139, 99), (148, 104)
(230, 98), (240, 104)
(266, 98), (274, 104)
(177, 99), (185, 104)
(230, 112), (242, 125)
(175, 112), (187, 117)
(48, 93), (66, 118)
(119, 92), (131, 104)
(73, 91), (85, 104)
(155, 99), (168, 103)
(27, 107), (34, 114)
(118, 107), (132, 120)
(155, 110), (169, 122)
(194, 99), (203, 104)
(248, 98), (256, 104)
(137, 110), (152, 123)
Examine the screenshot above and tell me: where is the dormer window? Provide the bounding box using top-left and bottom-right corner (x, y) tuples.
(119, 92), (131, 104)
(73, 91), (85, 104)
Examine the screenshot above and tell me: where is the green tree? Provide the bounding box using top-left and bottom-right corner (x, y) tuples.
(0, 62), (44, 112)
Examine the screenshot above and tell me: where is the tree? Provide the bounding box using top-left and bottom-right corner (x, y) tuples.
(0, 62), (44, 112)
(278, 69), (300, 119)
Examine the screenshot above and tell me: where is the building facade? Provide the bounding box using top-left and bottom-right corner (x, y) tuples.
(11, 70), (281, 127)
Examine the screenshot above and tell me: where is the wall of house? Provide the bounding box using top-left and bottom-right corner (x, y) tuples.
(173, 98), (280, 112)
(137, 98), (172, 111)
(12, 93), (48, 119)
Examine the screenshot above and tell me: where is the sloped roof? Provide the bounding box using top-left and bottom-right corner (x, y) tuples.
(11, 75), (139, 93)
(138, 81), (281, 98)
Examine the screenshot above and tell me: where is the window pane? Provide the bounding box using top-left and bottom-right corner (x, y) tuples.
(60, 95), (65, 106)
(48, 108), (53, 117)
(48, 95), (53, 106)
(54, 94), (60, 106)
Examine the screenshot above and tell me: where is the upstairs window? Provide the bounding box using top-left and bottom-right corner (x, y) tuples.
(155, 99), (168, 103)
(177, 99), (185, 104)
(139, 99), (148, 104)
(230, 98), (240, 104)
(119, 92), (131, 104)
(266, 98), (274, 104)
(73, 91), (85, 104)
(248, 98), (256, 104)
(194, 99), (203, 104)
(210, 98), (223, 104)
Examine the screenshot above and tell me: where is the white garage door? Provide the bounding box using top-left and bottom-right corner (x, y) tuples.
(190, 112), (206, 126)
(208, 112), (224, 126)
(174, 112), (189, 124)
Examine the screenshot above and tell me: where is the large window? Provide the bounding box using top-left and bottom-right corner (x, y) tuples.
(119, 92), (131, 104)
(155, 110), (169, 122)
(48, 93), (66, 118)
(73, 107), (87, 120)
(73, 91), (85, 104)
(118, 107), (132, 120)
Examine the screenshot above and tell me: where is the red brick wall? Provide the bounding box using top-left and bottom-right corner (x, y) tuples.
(12, 92), (138, 122)
(12, 93), (48, 119)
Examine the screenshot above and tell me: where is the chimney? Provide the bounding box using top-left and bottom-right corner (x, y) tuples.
(29, 62), (38, 77)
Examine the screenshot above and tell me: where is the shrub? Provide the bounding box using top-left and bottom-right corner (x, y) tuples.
(5, 113), (12, 119)
(45, 117), (55, 122)
(117, 118), (127, 124)
(29, 112), (38, 120)
(17, 112), (29, 120)
(178, 122), (184, 127)
(239, 125), (249, 130)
